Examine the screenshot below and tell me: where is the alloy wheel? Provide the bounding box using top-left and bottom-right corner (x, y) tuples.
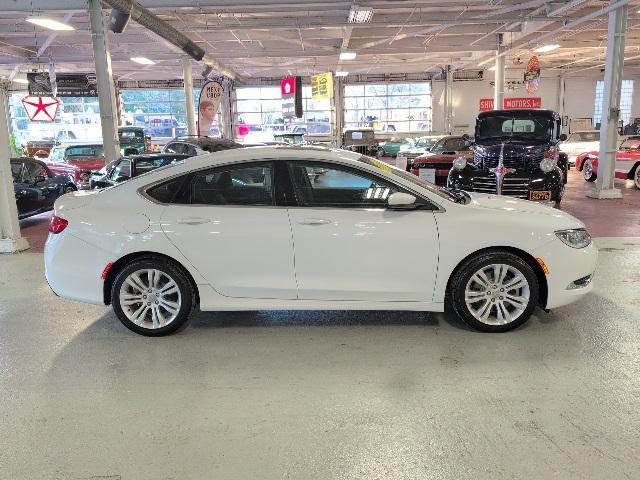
(118, 268), (182, 329)
(464, 264), (530, 326)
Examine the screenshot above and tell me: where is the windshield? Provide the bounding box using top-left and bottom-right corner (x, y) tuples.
(430, 137), (468, 154)
(415, 137), (439, 148)
(356, 155), (458, 203)
(569, 132), (599, 142)
(477, 113), (552, 142)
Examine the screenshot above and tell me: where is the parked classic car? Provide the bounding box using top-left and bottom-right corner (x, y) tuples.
(559, 131), (600, 166)
(342, 128), (377, 156)
(398, 135), (444, 160)
(91, 153), (190, 189)
(11, 157), (77, 219)
(377, 138), (414, 157)
(119, 126), (150, 156)
(575, 137), (640, 189)
(162, 136), (243, 156)
(48, 143), (107, 189)
(448, 109), (568, 205)
(409, 135), (473, 186)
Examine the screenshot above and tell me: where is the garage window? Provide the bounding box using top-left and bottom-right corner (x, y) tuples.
(344, 83), (432, 133)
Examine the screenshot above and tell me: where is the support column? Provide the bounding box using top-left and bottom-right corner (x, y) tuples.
(444, 65), (453, 134)
(333, 76), (344, 147)
(0, 85), (29, 253)
(220, 79), (233, 140)
(558, 75), (566, 133)
(588, 3), (628, 199)
(494, 54), (505, 110)
(88, 0), (120, 164)
(182, 58), (196, 136)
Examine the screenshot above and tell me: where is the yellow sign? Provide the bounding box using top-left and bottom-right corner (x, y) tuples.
(311, 72), (333, 100)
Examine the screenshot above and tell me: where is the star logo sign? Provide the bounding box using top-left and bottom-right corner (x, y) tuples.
(21, 96), (60, 122)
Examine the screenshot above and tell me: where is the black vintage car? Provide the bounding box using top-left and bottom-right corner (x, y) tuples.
(91, 153), (190, 189)
(11, 157), (77, 219)
(448, 109), (568, 205)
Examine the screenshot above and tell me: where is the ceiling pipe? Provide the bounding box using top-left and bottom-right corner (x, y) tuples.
(475, 0), (630, 67)
(100, 0), (241, 81)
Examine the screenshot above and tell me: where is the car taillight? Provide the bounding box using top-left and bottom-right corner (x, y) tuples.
(49, 215), (68, 234)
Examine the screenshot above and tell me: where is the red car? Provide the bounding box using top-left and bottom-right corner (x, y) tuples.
(409, 135), (473, 186)
(42, 158), (81, 185)
(47, 143), (107, 189)
(575, 137), (640, 189)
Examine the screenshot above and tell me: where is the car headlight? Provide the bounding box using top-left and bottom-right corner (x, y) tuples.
(453, 157), (467, 170)
(555, 229), (591, 249)
(540, 157), (556, 173)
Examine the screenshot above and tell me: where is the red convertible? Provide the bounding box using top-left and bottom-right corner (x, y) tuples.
(576, 137), (640, 189)
(408, 135), (473, 186)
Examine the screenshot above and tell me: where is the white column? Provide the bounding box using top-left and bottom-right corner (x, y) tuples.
(558, 75), (566, 133)
(444, 65), (453, 134)
(182, 58), (196, 136)
(0, 86), (29, 253)
(219, 79), (233, 140)
(333, 76), (344, 147)
(88, 0), (120, 164)
(494, 54), (505, 110)
(588, 3), (628, 199)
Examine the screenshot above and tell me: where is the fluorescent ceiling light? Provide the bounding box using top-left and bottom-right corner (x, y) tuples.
(335, 71), (349, 77)
(130, 57), (155, 65)
(534, 44), (560, 53)
(339, 51), (357, 61)
(12, 78), (29, 84)
(26, 17), (75, 31)
(348, 6), (373, 23)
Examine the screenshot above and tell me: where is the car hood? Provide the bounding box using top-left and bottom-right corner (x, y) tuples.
(474, 141), (549, 158)
(466, 193), (584, 228)
(44, 159), (79, 171)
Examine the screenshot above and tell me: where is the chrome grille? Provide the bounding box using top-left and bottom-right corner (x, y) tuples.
(469, 176), (530, 199)
(474, 150), (544, 173)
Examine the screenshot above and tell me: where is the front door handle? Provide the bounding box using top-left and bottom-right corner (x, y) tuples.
(298, 218), (331, 226)
(177, 217), (211, 225)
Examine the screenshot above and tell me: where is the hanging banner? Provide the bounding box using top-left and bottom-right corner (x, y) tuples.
(198, 80), (224, 136)
(27, 73), (53, 96)
(524, 55), (541, 94)
(21, 96), (60, 122)
(56, 73), (98, 97)
(311, 72), (333, 100)
(281, 76), (303, 119)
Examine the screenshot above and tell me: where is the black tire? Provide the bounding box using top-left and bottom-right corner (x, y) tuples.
(448, 251), (539, 332)
(633, 164), (640, 190)
(64, 184), (76, 194)
(111, 258), (194, 336)
(583, 159), (596, 182)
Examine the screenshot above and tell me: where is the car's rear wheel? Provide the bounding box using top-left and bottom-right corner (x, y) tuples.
(112, 259), (194, 336)
(634, 165), (640, 189)
(449, 252), (539, 332)
(64, 185), (76, 194)
(583, 159), (596, 182)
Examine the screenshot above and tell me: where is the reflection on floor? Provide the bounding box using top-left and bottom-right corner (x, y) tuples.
(19, 167), (640, 253)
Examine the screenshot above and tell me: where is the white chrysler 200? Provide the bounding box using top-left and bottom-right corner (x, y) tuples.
(44, 146), (597, 336)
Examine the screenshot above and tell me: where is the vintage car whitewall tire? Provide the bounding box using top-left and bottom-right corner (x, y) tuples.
(449, 251), (539, 333)
(634, 166), (640, 189)
(111, 258), (194, 336)
(583, 159), (597, 182)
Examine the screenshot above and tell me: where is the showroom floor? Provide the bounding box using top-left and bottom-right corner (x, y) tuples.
(3, 169), (640, 479)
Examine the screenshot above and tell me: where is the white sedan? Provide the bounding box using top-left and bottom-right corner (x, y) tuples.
(44, 146), (597, 336)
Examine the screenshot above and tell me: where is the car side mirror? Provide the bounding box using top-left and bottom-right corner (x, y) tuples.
(387, 192), (417, 210)
(34, 175), (46, 184)
(559, 133), (567, 141)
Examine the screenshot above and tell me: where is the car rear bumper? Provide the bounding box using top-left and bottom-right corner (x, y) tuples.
(44, 231), (110, 305)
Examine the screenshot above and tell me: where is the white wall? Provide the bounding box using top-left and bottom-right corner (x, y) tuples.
(432, 71), (640, 135)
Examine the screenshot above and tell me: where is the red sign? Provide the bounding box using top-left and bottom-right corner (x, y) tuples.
(280, 76), (296, 96)
(480, 98), (494, 111)
(504, 97), (541, 109)
(21, 96), (60, 122)
(479, 97), (542, 111)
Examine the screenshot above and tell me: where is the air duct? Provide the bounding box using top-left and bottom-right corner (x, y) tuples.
(101, 0), (239, 81)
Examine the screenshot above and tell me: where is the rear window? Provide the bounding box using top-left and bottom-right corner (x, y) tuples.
(66, 145), (104, 157)
(146, 175), (191, 204)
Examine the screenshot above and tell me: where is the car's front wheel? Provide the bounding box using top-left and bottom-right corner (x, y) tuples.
(634, 165), (640, 189)
(583, 159), (596, 182)
(449, 252), (539, 332)
(112, 258), (194, 336)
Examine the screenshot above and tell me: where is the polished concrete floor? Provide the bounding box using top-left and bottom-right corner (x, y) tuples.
(0, 239), (639, 479)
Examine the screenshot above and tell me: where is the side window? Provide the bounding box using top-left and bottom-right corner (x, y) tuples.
(191, 162), (273, 206)
(288, 162), (400, 208)
(27, 161), (49, 180)
(10, 162), (24, 182)
(146, 175), (191, 204)
(184, 145), (198, 157)
(110, 160), (132, 182)
(164, 142), (182, 154)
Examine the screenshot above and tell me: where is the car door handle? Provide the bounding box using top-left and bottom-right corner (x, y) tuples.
(297, 218), (331, 226)
(177, 217), (211, 225)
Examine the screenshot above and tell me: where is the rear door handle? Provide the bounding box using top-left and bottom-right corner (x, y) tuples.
(298, 218), (331, 226)
(177, 217), (211, 225)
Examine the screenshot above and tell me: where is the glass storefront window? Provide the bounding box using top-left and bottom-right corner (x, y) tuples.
(235, 85), (332, 142)
(344, 82), (432, 133)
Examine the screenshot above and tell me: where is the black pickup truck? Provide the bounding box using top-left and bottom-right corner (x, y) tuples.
(448, 109), (568, 205)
